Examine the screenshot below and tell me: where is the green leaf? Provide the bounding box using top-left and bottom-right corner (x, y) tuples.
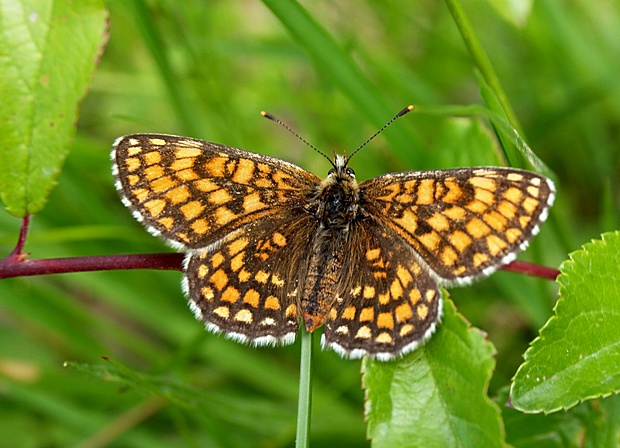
(363, 297), (507, 448)
(510, 231), (620, 413)
(0, 0), (108, 217)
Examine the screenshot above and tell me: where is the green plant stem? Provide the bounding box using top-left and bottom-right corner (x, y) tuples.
(295, 326), (314, 448)
(444, 0), (523, 136)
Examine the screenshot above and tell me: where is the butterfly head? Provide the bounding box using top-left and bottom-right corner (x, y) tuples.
(327, 154), (356, 183)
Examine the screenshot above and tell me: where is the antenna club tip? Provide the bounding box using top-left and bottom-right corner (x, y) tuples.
(397, 105), (414, 117)
(260, 110), (267, 117)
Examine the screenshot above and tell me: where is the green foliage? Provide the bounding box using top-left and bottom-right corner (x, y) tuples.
(66, 358), (299, 446)
(511, 232), (620, 413)
(1, 0), (619, 446)
(364, 298), (506, 447)
(0, 0), (108, 216)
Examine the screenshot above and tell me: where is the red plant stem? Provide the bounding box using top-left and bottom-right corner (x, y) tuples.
(8, 214), (31, 261)
(0, 252), (558, 281)
(502, 260), (560, 281)
(0, 253), (184, 279)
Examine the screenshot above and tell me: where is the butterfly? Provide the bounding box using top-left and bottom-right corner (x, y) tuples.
(112, 107), (554, 360)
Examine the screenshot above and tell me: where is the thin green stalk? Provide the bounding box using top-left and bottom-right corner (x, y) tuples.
(296, 326), (314, 448)
(444, 0), (523, 136)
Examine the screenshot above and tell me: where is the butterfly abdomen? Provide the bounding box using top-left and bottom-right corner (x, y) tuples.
(300, 167), (363, 331)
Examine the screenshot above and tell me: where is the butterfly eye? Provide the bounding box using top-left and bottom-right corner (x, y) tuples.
(328, 168), (335, 175)
(346, 167), (355, 178)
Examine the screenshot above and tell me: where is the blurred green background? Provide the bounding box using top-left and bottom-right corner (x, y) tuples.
(1, 0), (618, 446)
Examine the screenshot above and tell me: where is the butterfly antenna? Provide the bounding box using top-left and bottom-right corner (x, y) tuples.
(346, 105), (414, 162)
(261, 111), (335, 168)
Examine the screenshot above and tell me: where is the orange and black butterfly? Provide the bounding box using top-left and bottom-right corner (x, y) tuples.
(112, 107), (554, 360)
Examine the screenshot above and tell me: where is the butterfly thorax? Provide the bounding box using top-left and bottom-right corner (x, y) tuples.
(302, 155), (363, 331)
